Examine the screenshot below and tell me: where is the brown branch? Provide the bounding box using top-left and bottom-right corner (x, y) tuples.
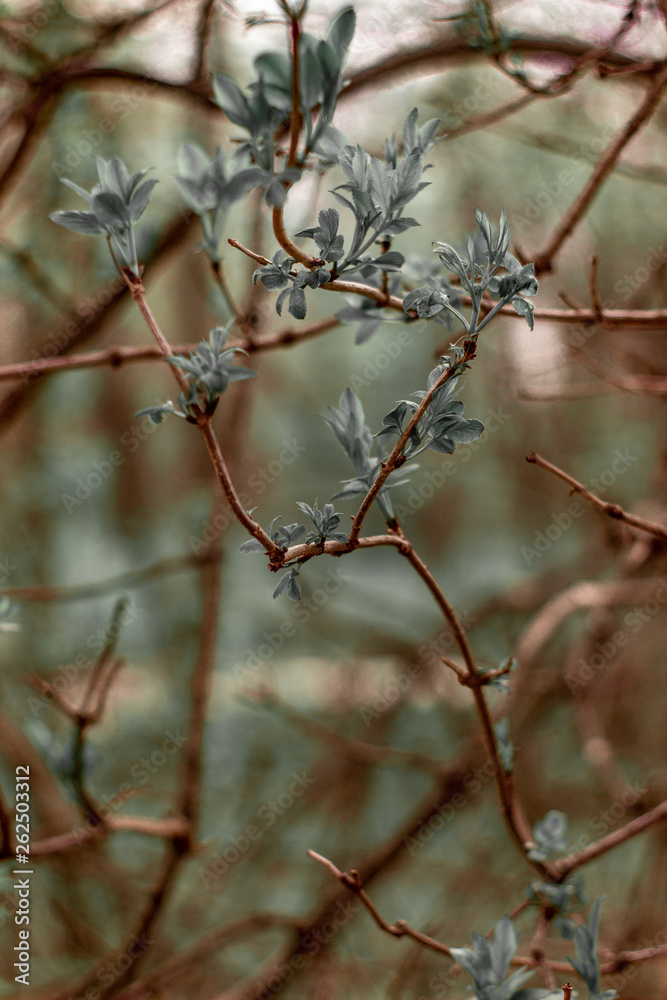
(307, 850), (453, 957)
(347, 351), (476, 545)
(552, 799), (667, 879)
(228, 237), (407, 310)
(117, 268), (281, 559)
(527, 452), (667, 543)
(30, 815), (190, 857)
(588, 254), (603, 321)
(0, 343), (199, 382)
(2, 548), (217, 604)
(241, 685), (445, 775)
(529, 64), (667, 273)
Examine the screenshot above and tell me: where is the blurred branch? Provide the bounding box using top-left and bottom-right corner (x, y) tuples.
(522, 63), (667, 273)
(2, 548), (219, 603)
(527, 452), (667, 543)
(0, 211), (199, 431)
(553, 800), (667, 879)
(239, 686), (446, 776)
(513, 577), (665, 674)
(307, 850), (454, 956)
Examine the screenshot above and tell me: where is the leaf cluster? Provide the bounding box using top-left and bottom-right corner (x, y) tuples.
(568, 899), (618, 1000)
(323, 388), (413, 522)
(211, 7), (355, 207)
(50, 156), (157, 275)
(136, 323), (255, 424)
(450, 914), (559, 1000)
(430, 210), (538, 332)
(377, 349), (484, 459)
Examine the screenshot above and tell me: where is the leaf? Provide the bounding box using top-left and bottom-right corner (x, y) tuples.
(91, 190), (127, 228)
(490, 915), (517, 982)
(213, 74), (251, 128)
(273, 568), (301, 601)
(381, 217), (420, 236)
(327, 6), (356, 62)
(288, 285), (307, 320)
(367, 250), (404, 271)
(403, 286), (449, 318)
(511, 296), (535, 330)
(494, 718), (514, 773)
(129, 178), (158, 221)
(60, 178), (93, 204)
(239, 539), (266, 554)
(49, 210), (105, 235)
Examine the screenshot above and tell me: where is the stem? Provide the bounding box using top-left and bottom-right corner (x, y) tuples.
(210, 259), (241, 319)
(272, 205), (318, 267)
(117, 269), (281, 559)
(287, 15), (302, 169)
(348, 344), (475, 544)
(527, 452), (667, 543)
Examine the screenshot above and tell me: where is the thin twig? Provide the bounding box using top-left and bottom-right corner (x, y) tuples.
(307, 850), (453, 956)
(552, 799), (667, 879)
(527, 452), (667, 543)
(529, 64), (667, 272)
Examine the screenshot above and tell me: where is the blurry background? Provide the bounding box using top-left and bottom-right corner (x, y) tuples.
(1, 0), (667, 997)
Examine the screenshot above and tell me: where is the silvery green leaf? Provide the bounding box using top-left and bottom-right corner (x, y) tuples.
(239, 539), (266, 554)
(60, 178), (93, 204)
(288, 285), (307, 320)
(129, 178), (158, 221)
(286, 573), (302, 601)
(381, 217), (420, 236)
(213, 74), (251, 128)
(326, 5), (356, 62)
(367, 250), (404, 271)
(490, 915), (517, 981)
(511, 296), (535, 330)
(49, 210), (105, 235)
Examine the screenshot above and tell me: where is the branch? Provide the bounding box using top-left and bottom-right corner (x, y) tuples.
(307, 850), (453, 957)
(118, 268), (282, 559)
(552, 799), (667, 879)
(348, 348), (476, 544)
(528, 64), (667, 273)
(527, 452), (667, 543)
(2, 548), (217, 604)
